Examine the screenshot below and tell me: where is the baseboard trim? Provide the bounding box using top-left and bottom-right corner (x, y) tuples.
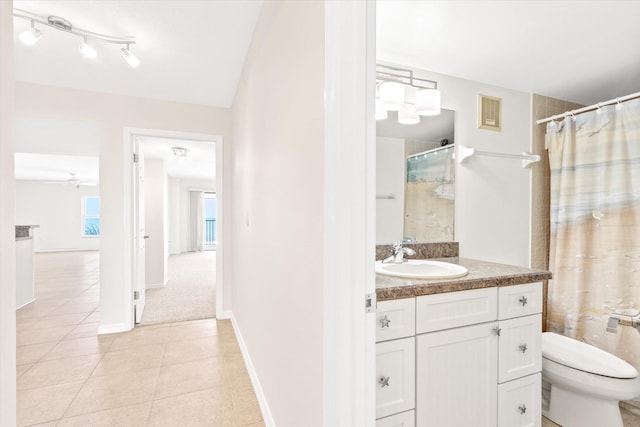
(34, 249), (99, 253)
(217, 310), (232, 320)
(16, 299), (35, 310)
(230, 313), (275, 427)
(146, 283), (166, 289)
(98, 322), (131, 335)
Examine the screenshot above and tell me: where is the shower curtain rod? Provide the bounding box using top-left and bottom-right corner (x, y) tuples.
(536, 91), (640, 125)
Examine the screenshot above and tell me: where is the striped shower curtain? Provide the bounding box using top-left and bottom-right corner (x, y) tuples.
(546, 98), (640, 368)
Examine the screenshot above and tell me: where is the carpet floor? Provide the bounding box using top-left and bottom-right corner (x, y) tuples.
(140, 251), (216, 325)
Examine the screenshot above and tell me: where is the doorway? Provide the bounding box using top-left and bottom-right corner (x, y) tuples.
(124, 128), (223, 328)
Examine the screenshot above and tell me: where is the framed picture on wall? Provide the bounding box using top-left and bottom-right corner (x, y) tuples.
(478, 94), (502, 131)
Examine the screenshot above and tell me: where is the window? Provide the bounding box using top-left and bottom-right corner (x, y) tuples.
(82, 196), (100, 237)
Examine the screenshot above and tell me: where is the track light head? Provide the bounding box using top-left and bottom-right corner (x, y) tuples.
(120, 45), (140, 68)
(79, 37), (97, 59)
(19, 20), (41, 46)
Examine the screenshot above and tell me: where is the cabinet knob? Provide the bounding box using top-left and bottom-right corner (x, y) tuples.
(518, 404), (527, 415)
(379, 315), (391, 328)
(519, 296), (528, 306)
(519, 343), (528, 353)
(378, 376), (390, 388)
(492, 326), (502, 336)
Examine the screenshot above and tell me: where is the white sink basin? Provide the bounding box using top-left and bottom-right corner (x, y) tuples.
(375, 259), (468, 279)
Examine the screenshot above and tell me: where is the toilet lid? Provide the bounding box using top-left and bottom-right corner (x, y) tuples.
(542, 332), (638, 379)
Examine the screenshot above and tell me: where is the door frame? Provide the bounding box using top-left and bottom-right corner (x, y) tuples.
(123, 127), (223, 329)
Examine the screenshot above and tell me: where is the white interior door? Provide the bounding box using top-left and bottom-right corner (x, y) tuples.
(133, 142), (146, 324)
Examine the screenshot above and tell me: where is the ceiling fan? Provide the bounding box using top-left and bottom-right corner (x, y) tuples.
(44, 172), (97, 188)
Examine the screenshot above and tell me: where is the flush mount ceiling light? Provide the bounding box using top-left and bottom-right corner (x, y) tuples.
(376, 64), (441, 125)
(170, 147), (192, 163)
(13, 8), (140, 68)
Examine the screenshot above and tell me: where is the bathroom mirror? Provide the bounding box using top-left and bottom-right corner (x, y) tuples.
(376, 108), (455, 244)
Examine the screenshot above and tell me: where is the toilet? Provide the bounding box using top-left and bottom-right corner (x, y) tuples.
(542, 332), (640, 427)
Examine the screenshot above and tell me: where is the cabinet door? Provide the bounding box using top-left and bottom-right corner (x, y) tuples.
(417, 322), (498, 427)
(377, 337), (415, 419)
(498, 314), (541, 383)
(376, 410), (415, 427)
(376, 298), (416, 343)
(498, 373), (541, 427)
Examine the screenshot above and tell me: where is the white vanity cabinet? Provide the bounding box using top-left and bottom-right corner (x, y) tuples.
(376, 298), (416, 424)
(413, 282), (543, 427)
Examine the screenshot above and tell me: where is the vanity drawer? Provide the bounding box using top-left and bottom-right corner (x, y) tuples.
(498, 314), (542, 383)
(416, 287), (497, 333)
(498, 373), (541, 427)
(376, 410), (415, 427)
(376, 298), (416, 342)
(376, 337), (415, 419)
(498, 282), (542, 320)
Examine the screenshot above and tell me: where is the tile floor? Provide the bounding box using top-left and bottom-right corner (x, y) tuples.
(16, 251), (263, 427)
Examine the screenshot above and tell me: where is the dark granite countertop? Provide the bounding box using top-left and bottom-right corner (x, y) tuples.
(376, 257), (552, 301)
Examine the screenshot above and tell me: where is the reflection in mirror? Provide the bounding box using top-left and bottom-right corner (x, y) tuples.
(376, 108), (455, 244)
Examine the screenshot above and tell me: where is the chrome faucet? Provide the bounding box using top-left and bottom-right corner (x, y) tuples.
(382, 242), (416, 264)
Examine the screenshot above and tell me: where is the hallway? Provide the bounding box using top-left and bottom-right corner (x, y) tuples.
(16, 251), (262, 426)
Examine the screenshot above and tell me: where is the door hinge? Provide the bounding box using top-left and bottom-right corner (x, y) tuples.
(133, 153), (138, 163)
(365, 293), (377, 313)
(134, 291), (140, 300)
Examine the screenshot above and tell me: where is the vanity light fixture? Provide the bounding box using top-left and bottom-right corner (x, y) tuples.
(376, 64), (441, 125)
(170, 147), (192, 163)
(13, 8), (141, 68)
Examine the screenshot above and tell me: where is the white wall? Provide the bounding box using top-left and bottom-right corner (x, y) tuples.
(376, 136), (405, 244)
(15, 82), (231, 332)
(144, 159), (167, 287)
(15, 180), (100, 252)
(179, 179), (215, 253)
(0, 1), (16, 424)
(230, 1), (324, 425)
(168, 178), (181, 255)
(388, 66), (533, 266)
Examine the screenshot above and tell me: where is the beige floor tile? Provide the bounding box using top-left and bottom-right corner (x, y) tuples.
(18, 354), (103, 391)
(42, 335), (114, 361)
(542, 416), (560, 426)
(622, 407), (640, 427)
(82, 311), (101, 324)
(109, 325), (170, 351)
(16, 363), (33, 379)
(147, 387), (234, 427)
(17, 380), (84, 427)
(31, 312), (92, 329)
(162, 336), (220, 366)
(168, 319), (219, 341)
(27, 422), (59, 427)
(244, 422), (266, 427)
(17, 324), (76, 346)
(49, 302), (98, 316)
(154, 357), (226, 400)
(65, 322), (101, 339)
(92, 343), (166, 377)
(57, 402), (152, 427)
(234, 399), (263, 426)
(64, 367), (160, 417)
(17, 341), (57, 365)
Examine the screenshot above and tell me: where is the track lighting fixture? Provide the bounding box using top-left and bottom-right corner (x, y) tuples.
(120, 44), (140, 68)
(13, 8), (140, 68)
(19, 20), (41, 46)
(170, 147), (192, 163)
(376, 64), (441, 125)
(79, 37), (97, 59)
